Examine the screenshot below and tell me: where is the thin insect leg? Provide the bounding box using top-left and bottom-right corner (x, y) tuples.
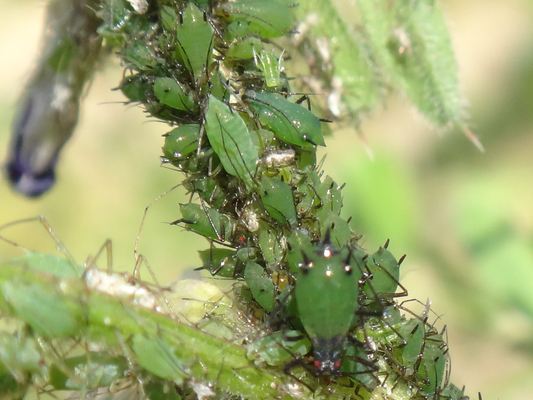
(84, 239), (113, 273)
(342, 336), (380, 386)
(36, 385), (60, 400)
(113, 328), (148, 397)
(196, 119), (208, 160)
(267, 285), (295, 330)
(133, 254), (179, 321)
(281, 358), (315, 392)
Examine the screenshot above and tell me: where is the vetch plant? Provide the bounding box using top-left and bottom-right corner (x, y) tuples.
(1, 0), (484, 399)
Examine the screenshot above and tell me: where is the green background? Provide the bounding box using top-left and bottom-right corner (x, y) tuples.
(1, 0), (532, 398)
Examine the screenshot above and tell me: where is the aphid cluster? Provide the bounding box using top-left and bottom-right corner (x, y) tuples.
(94, 0), (472, 398)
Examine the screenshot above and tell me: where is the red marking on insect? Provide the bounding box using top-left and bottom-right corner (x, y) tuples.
(314, 360), (320, 368)
(238, 236), (245, 242)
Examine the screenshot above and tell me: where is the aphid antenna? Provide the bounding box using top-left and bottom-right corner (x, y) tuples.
(398, 298), (445, 330)
(0, 215), (77, 268)
(354, 126), (375, 161)
(134, 183), (183, 262)
(204, 12), (227, 48)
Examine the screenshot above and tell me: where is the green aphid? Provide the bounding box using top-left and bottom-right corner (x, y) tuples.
(174, 203), (236, 243)
(321, 212), (352, 247)
(6, 252), (82, 279)
(184, 174), (226, 210)
(294, 231), (363, 376)
(1, 252), (85, 339)
(258, 225), (286, 271)
(161, 3), (214, 82)
(49, 353), (128, 390)
(121, 39), (158, 70)
(315, 176), (343, 220)
(226, 36), (263, 62)
(132, 335), (188, 385)
(363, 240), (407, 299)
(417, 332), (449, 397)
(244, 261), (275, 311)
(198, 248), (241, 278)
(245, 90), (326, 148)
(440, 383), (469, 400)
(392, 317), (426, 374)
(246, 330), (311, 367)
(162, 124), (201, 163)
(119, 74), (153, 103)
(205, 95), (259, 188)
(153, 77), (195, 111)
(286, 228), (314, 274)
(260, 175), (297, 228)
(219, 0), (294, 39)
(254, 49), (284, 88)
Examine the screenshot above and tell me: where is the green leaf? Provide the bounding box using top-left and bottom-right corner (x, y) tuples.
(357, 0), (483, 149)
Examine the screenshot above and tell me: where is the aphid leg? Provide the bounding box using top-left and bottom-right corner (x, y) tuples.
(267, 285), (296, 331)
(200, 197), (227, 243)
(280, 330), (306, 342)
(282, 359), (315, 392)
(114, 328), (147, 395)
(343, 335), (380, 384)
(84, 239), (113, 273)
(294, 94), (311, 109)
(133, 254), (179, 320)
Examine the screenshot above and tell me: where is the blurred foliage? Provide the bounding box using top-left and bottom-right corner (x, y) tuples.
(1, 0), (533, 398)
